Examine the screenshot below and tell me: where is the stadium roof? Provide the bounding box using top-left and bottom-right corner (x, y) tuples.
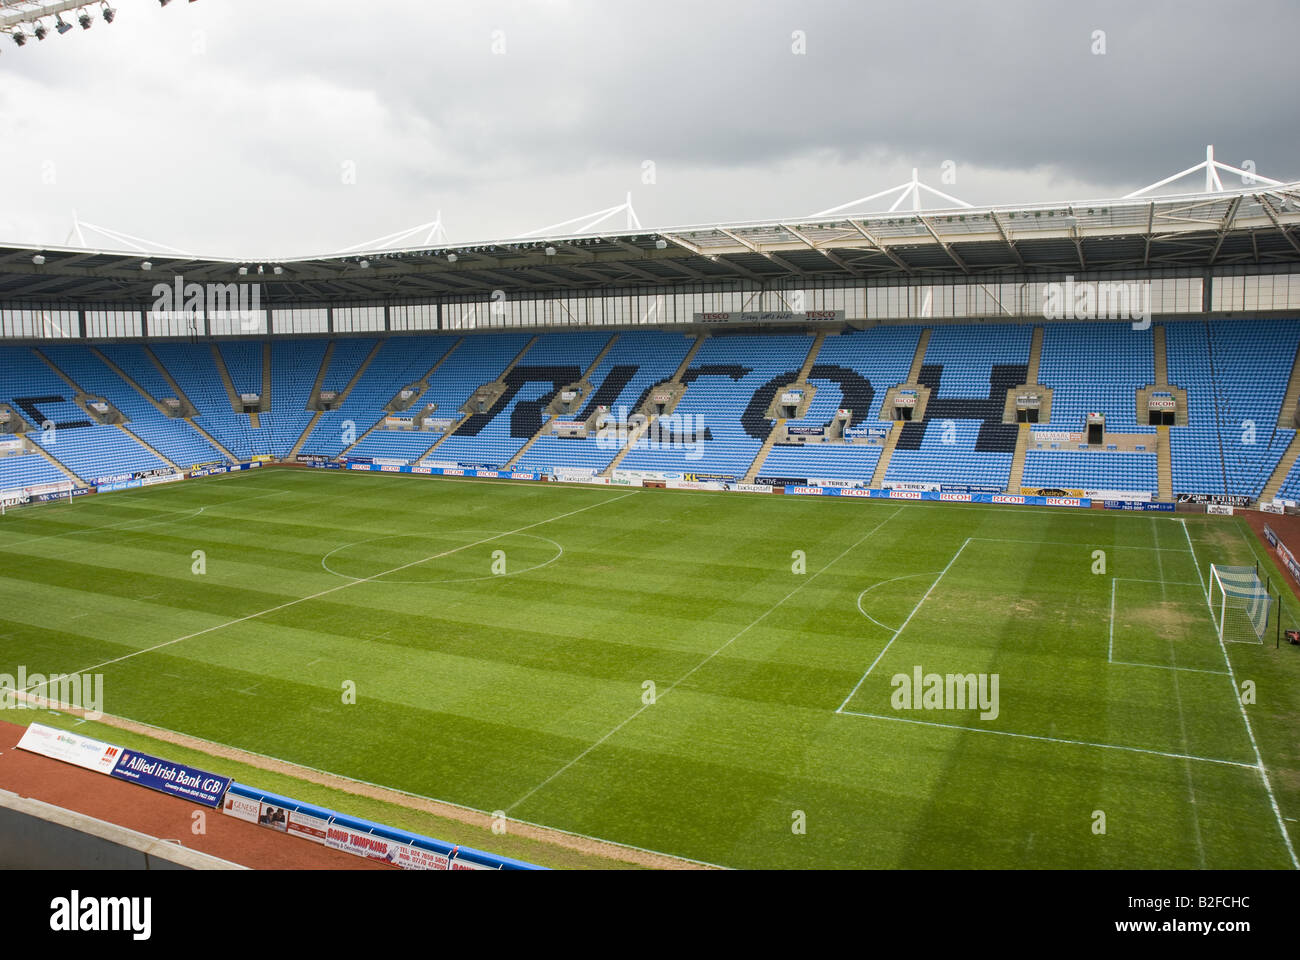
(2, 181), (1299, 306)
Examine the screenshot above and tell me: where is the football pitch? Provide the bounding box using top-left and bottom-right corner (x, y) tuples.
(1, 468), (1298, 869)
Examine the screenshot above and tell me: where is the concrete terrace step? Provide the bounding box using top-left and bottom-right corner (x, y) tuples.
(1006, 423), (1031, 492)
(797, 331), (826, 381)
(117, 424), (179, 471)
(1157, 425), (1173, 502)
(742, 419), (785, 483)
(1275, 338), (1300, 430)
(1259, 431), (1300, 503)
(287, 342), (337, 459)
(25, 438), (87, 487)
(1153, 324), (1168, 387)
(868, 426), (902, 488)
(210, 344), (244, 413)
(1026, 326), (1043, 384)
(906, 328), (932, 383)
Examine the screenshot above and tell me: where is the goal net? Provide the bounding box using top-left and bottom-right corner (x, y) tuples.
(1208, 565), (1271, 644)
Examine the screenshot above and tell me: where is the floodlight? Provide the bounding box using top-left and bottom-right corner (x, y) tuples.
(12, 30), (26, 46)
(141, 261), (153, 271)
(33, 22), (48, 41)
(446, 253), (457, 263)
(79, 11), (93, 30)
(32, 254), (46, 265)
(56, 17), (73, 35)
(102, 5), (116, 24)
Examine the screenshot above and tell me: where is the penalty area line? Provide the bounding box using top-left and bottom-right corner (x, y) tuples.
(836, 709), (1259, 771)
(836, 537), (972, 714)
(505, 505), (907, 815)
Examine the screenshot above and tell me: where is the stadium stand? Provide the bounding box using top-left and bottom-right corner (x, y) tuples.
(319, 338), (379, 394)
(2, 317), (1298, 501)
(217, 341), (262, 398)
(747, 325), (921, 480)
(0, 346), (168, 481)
(1022, 450), (1159, 494)
(429, 331), (608, 468)
(0, 453), (69, 491)
(149, 342), (261, 462)
(617, 333), (813, 478)
(299, 335), (460, 458)
(760, 442), (883, 482)
(1167, 319), (1300, 498)
(883, 324), (1030, 490)
(514, 329), (696, 474)
(1277, 459), (1300, 501)
(261, 340), (329, 458)
(39, 345), (226, 468)
(1038, 322), (1154, 432)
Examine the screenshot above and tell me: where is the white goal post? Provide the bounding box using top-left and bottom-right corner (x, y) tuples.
(1209, 565), (1271, 644)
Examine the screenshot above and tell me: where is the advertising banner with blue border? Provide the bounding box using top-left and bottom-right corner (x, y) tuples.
(222, 783), (543, 870)
(782, 486), (1090, 508)
(345, 462), (542, 482)
(108, 748), (232, 807)
(96, 479), (142, 493)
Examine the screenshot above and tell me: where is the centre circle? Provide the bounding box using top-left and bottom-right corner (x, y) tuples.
(321, 532), (563, 584)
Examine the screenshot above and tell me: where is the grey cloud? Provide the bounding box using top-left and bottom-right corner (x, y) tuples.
(1, 0), (1295, 255)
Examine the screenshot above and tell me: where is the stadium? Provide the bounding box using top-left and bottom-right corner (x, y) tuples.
(1, 1), (1299, 888)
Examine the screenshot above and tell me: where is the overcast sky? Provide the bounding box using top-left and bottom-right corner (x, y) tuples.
(0, 0), (1296, 258)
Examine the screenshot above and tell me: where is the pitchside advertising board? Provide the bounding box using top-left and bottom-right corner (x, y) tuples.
(16, 722), (122, 774)
(221, 784), (533, 871)
(108, 747), (231, 806)
(40, 488), (91, 502)
(17, 723), (230, 806)
(189, 462), (261, 479)
(345, 462), (543, 482)
(18, 722), (540, 870)
(781, 486), (1091, 507)
(1264, 524), (1300, 585)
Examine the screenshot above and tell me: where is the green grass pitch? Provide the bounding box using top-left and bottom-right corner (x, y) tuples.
(2, 468), (1298, 869)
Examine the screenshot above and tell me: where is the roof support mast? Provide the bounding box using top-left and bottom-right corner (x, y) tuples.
(1124, 144), (1284, 198)
(811, 167), (973, 218)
